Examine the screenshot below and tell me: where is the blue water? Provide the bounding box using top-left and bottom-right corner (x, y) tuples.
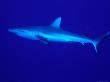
(0, 0), (110, 82)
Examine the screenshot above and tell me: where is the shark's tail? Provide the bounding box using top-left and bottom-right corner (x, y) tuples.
(92, 31), (110, 53)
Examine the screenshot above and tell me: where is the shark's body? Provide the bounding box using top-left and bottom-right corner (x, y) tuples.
(8, 17), (110, 52)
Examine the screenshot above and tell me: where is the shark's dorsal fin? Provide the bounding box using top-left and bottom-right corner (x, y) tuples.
(50, 17), (61, 28)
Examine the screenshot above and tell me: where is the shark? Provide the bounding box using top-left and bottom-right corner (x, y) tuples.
(8, 17), (110, 53)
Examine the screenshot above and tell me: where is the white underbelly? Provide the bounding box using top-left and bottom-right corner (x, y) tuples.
(17, 33), (37, 40)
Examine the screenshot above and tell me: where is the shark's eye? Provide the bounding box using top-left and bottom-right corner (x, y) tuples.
(20, 30), (25, 32)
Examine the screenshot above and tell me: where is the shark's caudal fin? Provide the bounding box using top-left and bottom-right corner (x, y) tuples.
(92, 31), (110, 53)
(92, 41), (98, 53)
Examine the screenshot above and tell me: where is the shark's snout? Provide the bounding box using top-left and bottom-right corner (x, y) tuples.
(8, 29), (16, 33)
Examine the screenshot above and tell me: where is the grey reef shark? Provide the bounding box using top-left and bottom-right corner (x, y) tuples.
(8, 17), (110, 53)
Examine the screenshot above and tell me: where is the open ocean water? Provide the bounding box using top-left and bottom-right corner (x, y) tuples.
(0, 0), (110, 82)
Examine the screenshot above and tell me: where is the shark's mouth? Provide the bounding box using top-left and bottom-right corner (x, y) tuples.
(8, 29), (15, 33)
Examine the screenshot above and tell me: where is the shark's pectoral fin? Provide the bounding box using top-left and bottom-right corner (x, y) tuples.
(37, 35), (49, 44)
(81, 42), (85, 45)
